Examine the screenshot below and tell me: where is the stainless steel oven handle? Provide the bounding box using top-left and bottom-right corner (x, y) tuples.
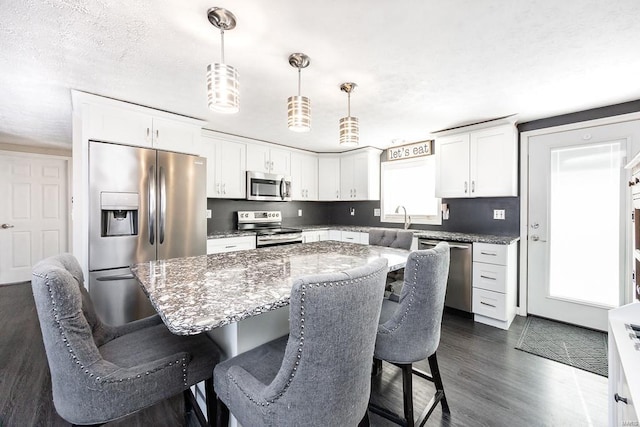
(280, 178), (286, 200)
(148, 165), (156, 245)
(159, 166), (166, 244)
(96, 274), (136, 281)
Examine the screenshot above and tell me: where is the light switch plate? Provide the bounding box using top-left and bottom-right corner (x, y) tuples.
(493, 209), (505, 220)
(374, 208), (381, 217)
(350, 207), (355, 216)
(298, 209), (303, 217)
(206, 209), (212, 219)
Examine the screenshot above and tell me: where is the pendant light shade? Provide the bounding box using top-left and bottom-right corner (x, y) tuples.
(339, 82), (359, 147)
(287, 53), (311, 132)
(207, 7), (239, 114)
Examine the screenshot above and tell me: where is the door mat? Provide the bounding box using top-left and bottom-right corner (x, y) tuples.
(515, 316), (608, 377)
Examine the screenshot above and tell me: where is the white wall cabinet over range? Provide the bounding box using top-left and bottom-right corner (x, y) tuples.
(290, 152), (318, 201)
(472, 241), (517, 330)
(435, 121), (517, 198)
(340, 148), (382, 201)
(87, 103), (201, 155)
(199, 134), (246, 199)
(206, 236), (256, 254)
(246, 144), (291, 176)
(318, 156), (341, 200)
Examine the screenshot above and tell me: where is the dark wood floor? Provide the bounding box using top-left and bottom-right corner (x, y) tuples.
(0, 282), (607, 427)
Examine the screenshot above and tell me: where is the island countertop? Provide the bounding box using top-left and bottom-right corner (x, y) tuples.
(131, 241), (410, 335)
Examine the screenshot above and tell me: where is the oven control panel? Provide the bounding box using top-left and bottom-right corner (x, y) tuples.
(238, 211), (282, 223)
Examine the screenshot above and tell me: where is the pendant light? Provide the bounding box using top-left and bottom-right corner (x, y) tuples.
(339, 82), (359, 147)
(287, 53), (311, 132)
(206, 7), (239, 114)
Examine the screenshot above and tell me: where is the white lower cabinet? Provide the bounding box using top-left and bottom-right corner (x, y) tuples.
(206, 236), (256, 254)
(340, 231), (369, 245)
(471, 241), (517, 330)
(609, 304), (640, 425)
(302, 230), (329, 243)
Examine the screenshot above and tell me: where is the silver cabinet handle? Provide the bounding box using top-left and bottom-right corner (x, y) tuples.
(480, 251), (497, 256)
(336, 190), (339, 199)
(216, 183), (221, 195)
(225, 245), (237, 249)
(480, 301), (496, 308)
(464, 181), (468, 194)
(1, 224), (14, 229)
(156, 129), (159, 140)
(159, 166), (166, 244)
(471, 180), (475, 193)
(222, 183), (226, 195)
(480, 275), (497, 280)
(148, 165), (156, 245)
(614, 393), (628, 405)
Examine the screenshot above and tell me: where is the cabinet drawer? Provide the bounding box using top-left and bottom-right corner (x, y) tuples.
(207, 236), (256, 254)
(473, 262), (507, 293)
(473, 243), (508, 265)
(342, 231), (367, 245)
(472, 288), (507, 320)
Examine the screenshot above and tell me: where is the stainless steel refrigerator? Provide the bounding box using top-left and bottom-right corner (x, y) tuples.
(88, 141), (206, 325)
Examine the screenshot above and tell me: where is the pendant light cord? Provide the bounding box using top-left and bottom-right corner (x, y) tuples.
(297, 68), (302, 96)
(220, 29), (225, 63)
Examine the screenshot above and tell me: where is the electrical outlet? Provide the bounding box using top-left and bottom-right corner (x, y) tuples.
(374, 208), (381, 217)
(493, 209), (505, 220)
(350, 207), (355, 216)
(206, 209), (212, 219)
(298, 209), (303, 217)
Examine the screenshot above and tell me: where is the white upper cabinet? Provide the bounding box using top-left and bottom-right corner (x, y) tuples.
(291, 151), (318, 200)
(318, 156), (341, 201)
(246, 144), (291, 176)
(435, 122), (517, 198)
(87, 103), (201, 155)
(340, 148), (381, 200)
(199, 134), (246, 199)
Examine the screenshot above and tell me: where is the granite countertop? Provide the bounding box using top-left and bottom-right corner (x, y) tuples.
(208, 225), (519, 244)
(131, 241), (410, 335)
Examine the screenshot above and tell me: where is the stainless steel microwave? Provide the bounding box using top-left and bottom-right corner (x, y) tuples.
(246, 171), (292, 201)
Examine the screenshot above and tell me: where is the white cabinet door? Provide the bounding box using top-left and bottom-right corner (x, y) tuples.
(201, 136), (246, 198)
(88, 104), (153, 147)
(151, 117), (200, 155)
(340, 155), (356, 200)
(435, 124), (517, 198)
(269, 147), (291, 176)
(340, 150), (380, 200)
(246, 145), (291, 176)
(435, 133), (470, 198)
(318, 156), (341, 200)
(291, 152), (318, 200)
(217, 140), (246, 198)
(246, 145), (270, 173)
(470, 125), (517, 197)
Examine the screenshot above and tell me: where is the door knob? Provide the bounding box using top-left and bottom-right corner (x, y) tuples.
(530, 235), (547, 242)
(1, 223), (15, 229)
(531, 222), (540, 229)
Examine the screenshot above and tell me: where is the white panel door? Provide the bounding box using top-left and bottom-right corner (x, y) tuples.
(0, 154), (69, 284)
(528, 121), (639, 331)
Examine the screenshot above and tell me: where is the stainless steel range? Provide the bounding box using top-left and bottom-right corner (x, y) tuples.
(238, 211), (302, 247)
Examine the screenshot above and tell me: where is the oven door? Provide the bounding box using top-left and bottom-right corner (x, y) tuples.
(256, 232), (303, 247)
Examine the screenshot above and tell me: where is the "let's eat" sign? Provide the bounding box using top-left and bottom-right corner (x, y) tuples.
(386, 140), (433, 161)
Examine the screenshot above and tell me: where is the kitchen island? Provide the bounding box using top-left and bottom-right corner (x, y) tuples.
(130, 240), (410, 336)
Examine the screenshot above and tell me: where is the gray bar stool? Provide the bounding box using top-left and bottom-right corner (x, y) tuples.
(369, 242), (451, 427)
(31, 253), (222, 426)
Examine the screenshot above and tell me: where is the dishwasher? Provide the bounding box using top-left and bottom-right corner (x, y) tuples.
(418, 239), (472, 313)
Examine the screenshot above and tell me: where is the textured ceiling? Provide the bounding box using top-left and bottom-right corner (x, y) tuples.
(1, 0), (640, 152)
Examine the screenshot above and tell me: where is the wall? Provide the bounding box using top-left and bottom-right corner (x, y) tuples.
(208, 197), (519, 235)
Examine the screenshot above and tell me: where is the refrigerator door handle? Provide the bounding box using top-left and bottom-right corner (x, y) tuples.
(159, 166), (166, 244)
(148, 165), (156, 245)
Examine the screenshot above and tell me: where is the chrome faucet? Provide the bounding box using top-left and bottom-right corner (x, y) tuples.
(395, 205), (411, 230)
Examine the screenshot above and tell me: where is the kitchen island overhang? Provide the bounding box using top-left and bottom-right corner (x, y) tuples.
(130, 240), (410, 336)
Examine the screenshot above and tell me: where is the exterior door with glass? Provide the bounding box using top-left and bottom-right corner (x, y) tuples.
(528, 121), (639, 331)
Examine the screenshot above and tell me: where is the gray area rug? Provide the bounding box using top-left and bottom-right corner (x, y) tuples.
(515, 316), (608, 377)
